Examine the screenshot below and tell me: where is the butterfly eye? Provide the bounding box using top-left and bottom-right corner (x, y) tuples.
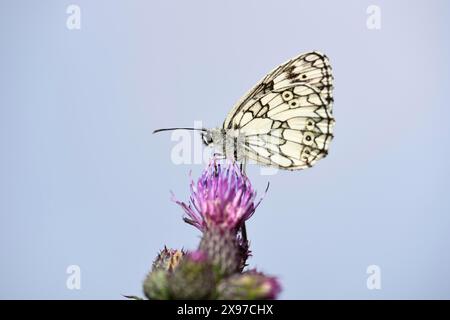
(202, 134), (213, 146)
(282, 91), (293, 101)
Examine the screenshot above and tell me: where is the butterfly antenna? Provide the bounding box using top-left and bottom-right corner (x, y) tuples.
(152, 127), (207, 134)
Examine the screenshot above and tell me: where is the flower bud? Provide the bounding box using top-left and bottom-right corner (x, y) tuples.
(217, 271), (281, 300)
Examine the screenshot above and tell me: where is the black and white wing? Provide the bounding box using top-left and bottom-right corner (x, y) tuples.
(223, 52), (334, 170)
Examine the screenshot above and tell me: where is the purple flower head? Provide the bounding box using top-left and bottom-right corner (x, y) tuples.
(173, 160), (262, 233)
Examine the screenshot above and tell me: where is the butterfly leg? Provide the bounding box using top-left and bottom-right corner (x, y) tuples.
(239, 158), (248, 244)
(240, 222), (248, 246)
(211, 153), (226, 176)
(212, 153), (226, 162)
(239, 157), (247, 174)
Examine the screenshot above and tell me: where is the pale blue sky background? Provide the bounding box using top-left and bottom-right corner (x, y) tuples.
(1, 0), (449, 299)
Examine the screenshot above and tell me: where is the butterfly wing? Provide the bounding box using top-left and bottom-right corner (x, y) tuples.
(224, 51), (333, 130)
(223, 52), (334, 170)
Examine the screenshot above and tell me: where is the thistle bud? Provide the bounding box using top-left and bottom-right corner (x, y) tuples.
(143, 270), (170, 300)
(152, 246), (185, 272)
(167, 251), (215, 299)
(217, 271), (281, 300)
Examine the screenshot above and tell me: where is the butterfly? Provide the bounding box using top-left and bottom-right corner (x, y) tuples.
(154, 51), (334, 170)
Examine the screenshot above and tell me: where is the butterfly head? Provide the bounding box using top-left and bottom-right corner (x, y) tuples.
(201, 128), (228, 148)
(201, 131), (214, 146)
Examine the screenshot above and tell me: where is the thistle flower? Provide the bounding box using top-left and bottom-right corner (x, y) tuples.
(174, 161), (259, 233)
(217, 270), (281, 300)
(139, 160), (282, 300)
(173, 161), (262, 277)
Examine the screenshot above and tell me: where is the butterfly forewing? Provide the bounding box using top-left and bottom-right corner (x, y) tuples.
(222, 52), (335, 170)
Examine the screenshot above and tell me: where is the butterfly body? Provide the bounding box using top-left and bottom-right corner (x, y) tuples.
(200, 128), (242, 161)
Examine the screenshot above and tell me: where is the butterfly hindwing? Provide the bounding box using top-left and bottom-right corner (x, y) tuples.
(239, 84), (334, 169)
